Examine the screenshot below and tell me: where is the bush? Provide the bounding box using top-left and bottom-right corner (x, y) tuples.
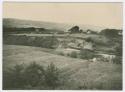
(115, 42), (122, 56)
(3, 64), (25, 89)
(44, 62), (61, 89)
(4, 35), (59, 49)
(34, 36), (59, 48)
(85, 37), (93, 43)
(113, 56), (122, 64)
(70, 51), (77, 58)
(80, 49), (95, 59)
(42, 36), (59, 49)
(23, 62), (44, 87)
(3, 62), (63, 89)
(57, 52), (65, 56)
(100, 29), (121, 37)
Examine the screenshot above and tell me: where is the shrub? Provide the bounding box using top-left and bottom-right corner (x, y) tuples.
(4, 35), (59, 49)
(70, 51), (77, 58)
(44, 62), (61, 89)
(100, 29), (121, 37)
(57, 52), (65, 56)
(85, 37), (93, 42)
(3, 64), (25, 89)
(115, 42), (122, 56)
(33, 36), (59, 49)
(80, 49), (95, 59)
(113, 56), (122, 64)
(42, 36), (59, 49)
(3, 62), (63, 89)
(23, 62), (44, 87)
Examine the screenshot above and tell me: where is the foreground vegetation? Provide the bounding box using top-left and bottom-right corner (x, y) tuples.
(3, 45), (122, 90)
(3, 61), (122, 90)
(4, 62), (66, 90)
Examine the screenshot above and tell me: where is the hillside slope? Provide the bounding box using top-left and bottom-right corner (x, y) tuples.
(3, 18), (105, 32)
(3, 18), (73, 31)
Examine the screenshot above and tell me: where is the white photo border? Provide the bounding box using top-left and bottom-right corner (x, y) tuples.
(0, 0), (124, 92)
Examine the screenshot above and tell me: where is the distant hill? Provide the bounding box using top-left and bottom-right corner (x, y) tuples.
(3, 18), (106, 32)
(3, 18), (73, 31)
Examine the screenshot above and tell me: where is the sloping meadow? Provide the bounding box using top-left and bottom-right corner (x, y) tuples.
(3, 45), (122, 90)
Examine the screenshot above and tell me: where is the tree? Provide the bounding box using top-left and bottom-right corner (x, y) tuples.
(68, 26), (80, 33)
(100, 29), (120, 37)
(23, 62), (44, 87)
(79, 29), (83, 33)
(44, 63), (61, 89)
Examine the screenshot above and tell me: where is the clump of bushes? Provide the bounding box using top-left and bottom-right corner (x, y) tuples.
(79, 49), (95, 59)
(57, 52), (65, 56)
(85, 37), (93, 43)
(23, 62), (45, 87)
(4, 35), (59, 49)
(113, 42), (122, 64)
(3, 64), (25, 89)
(70, 51), (77, 58)
(115, 42), (122, 56)
(100, 29), (121, 38)
(44, 63), (61, 89)
(3, 62), (63, 90)
(34, 36), (59, 49)
(113, 56), (122, 64)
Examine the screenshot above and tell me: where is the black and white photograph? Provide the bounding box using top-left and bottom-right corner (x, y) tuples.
(2, 2), (123, 90)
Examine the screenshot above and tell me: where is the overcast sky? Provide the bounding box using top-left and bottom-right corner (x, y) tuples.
(3, 2), (123, 29)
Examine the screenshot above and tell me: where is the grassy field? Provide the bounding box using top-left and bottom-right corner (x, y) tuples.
(3, 45), (122, 90)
